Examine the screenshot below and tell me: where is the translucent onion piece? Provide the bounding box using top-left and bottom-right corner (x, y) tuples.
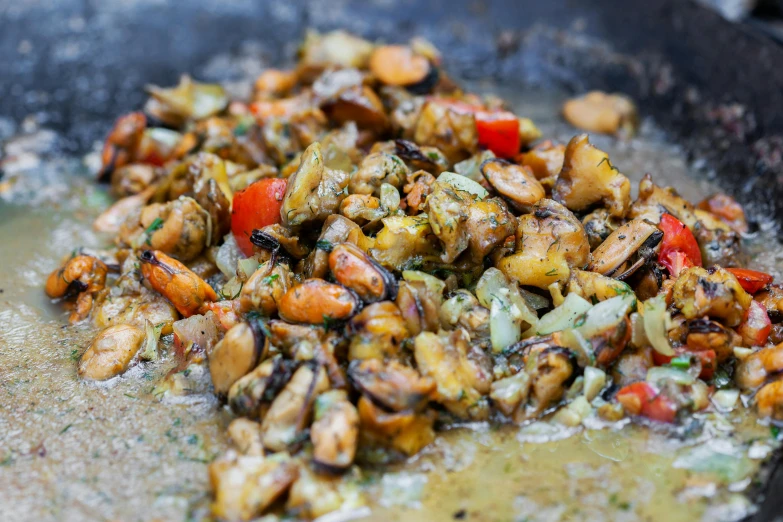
(535, 293), (591, 335)
(642, 295), (675, 356)
(436, 171), (488, 200)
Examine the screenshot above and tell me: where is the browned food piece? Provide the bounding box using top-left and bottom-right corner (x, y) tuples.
(45, 254), (109, 324)
(348, 152), (409, 196)
(756, 380), (783, 420)
(347, 301), (409, 360)
(139, 250), (217, 317)
(582, 208), (622, 251)
(496, 198), (590, 289)
(278, 279), (361, 325)
(553, 134), (631, 218)
(254, 69), (298, 98)
(697, 193), (748, 233)
(587, 218), (662, 279)
(480, 158), (545, 213)
(239, 262), (293, 316)
(611, 346), (654, 387)
(671, 266), (752, 327)
(425, 181), (472, 263)
(519, 140), (565, 188)
(756, 284), (783, 323)
(311, 390), (359, 471)
(261, 364), (329, 451)
(321, 85), (389, 132)
(349, 359), (435, 412)
(370, 45), (432, 88)
(413, 100), (478, 163)
(303, 215), (362, 279)
(735, 343), (783, 390)
(98, 112), (147, 180)
(413, 329), (492, 420)
(329, 243), (397, 303)
(464, 197), (517, 264)
(683, 318), (742, 363)
(209, 321), (266, 397)
(209, 452), (299, 521)
(357, 396), (436, 456)
(562, 91), (638, 136)
(77, 324), (146, 381)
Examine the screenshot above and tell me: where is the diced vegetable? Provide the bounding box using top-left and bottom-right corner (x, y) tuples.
(712, 389), (740, 412)
(583, 366), (607, 402)
(646, 366), (695, 386)
(616, 382), (677, 423)
(726, 268), (774, 294)
(231, 178), (288, 256)
(476, 268), (538, 352)
(436, 171), (488, 199)
(553, 396), (591, 427)
(658, 213), (702, 276)
(642, 295), (675, 356)
(475, 110), (522, 159)
(737, 300), (772, 347)
(534, 293), (592, 336)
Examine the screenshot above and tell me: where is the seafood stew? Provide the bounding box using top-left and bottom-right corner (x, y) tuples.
(4, 27), (783, 522)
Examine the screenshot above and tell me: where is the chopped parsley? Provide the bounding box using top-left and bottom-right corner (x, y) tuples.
(315, 240), (333, 252)
(545, 268), (558, 276)
(670, 356), (691, 369)
(262, 274), (279, 285)
(144, 217), (165, 245)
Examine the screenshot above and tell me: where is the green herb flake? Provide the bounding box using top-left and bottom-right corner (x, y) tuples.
(262, 274), (280, 285)
(670, 356), (691, 370)
(59, 423), (73, 435)
(69, 349), (80, 361)
(315, 240), (333, 252)
(545, 268), (558, 277)
(772, 425), (781, 440)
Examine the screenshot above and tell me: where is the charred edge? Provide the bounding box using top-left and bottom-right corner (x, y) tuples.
(503, 335), (554, 357)
(394, 139), (436, 166)
(638, 229), (664, 261)
(312, 459), (350, 476)
(405, 65), (440, 95)
(96, 147), (119, 183)
(538, 345), (580, 387)
(687, 318), (724, 334)
(366, 254), (398, 302)
(250, 230), (281, 251)
(262, 358), (297, 403)
(247, 316), (268, 364)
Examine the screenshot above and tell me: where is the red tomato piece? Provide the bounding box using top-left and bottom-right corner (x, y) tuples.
(726, 268), (774, 294)
(652, 348), (716, 380)
(738, 300), (772, 347)
(658, 213), (702, 276)
(616, 382), (677, 423)
(231, 178), (287, 256)
(475, 110), (522, 158)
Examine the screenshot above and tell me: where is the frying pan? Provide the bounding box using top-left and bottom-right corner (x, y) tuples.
(2, 0), (783, 519)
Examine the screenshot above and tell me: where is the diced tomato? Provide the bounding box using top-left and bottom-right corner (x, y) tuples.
(475, 110), (521, 158)
(616, 382), (677, 423)
(427, 98), (522, 158)
(726, 268), (774, 294)
(657, 213), (702, 277)
(652, 348), (716, 380)
(738, 300), (772, 347)
(231, 178), (287, 256)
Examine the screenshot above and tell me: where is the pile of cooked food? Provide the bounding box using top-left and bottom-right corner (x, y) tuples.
(44, 30), (783, 520)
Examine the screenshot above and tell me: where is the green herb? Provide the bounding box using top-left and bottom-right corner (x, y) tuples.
(315, 240), (333, 252)
(124, 393), (138, 400)
(713, 367), (732, 389)
(262, 274), (279, 285)
(173, 417), (182, 427)
(144, 217), (165, 245)
(574, 314), (587, 328)
(597, 157), (619, 172)
(590, 294), (599, 305)
(1, 453), (13, 466)
(69, 349), (80, 361)
(59, 423), (73, 434)
(426, 151), (440, 161)
(772, 425), (781, 440)
(187, 434), (200, 446)
(670, 356), (691, 370)
(545, 268), (558, 276)
(322, 314), (339, 330)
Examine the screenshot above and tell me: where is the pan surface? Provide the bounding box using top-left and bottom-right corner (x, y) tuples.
(2, 1), (783, 520)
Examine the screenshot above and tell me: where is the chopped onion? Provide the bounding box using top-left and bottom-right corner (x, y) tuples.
(236, 257), (261, 280)
(519, 287), (550, 310)
(380, 183), (401, 213)
(221, 276), (244, 300)
(576, 293), (635, 339)
(476, 268), (538, 352)
(140, 320), (163, 361)
(646, 366), (695, 386)
(216, 233), (242, 277)
(629, 312), (648, 348)
(712, 389), (740, 412)
(583, 366), (607, 402)
(172, 312), (221, 354)
(558, 328), (595, 367)
(642, 295), (675, 356)
(437, 171), (488, 199)
(733, 347), (754, 360)
(535, 293), (591, 335)
(402, 270), (446, 296)
(553, 396), (591, 427)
